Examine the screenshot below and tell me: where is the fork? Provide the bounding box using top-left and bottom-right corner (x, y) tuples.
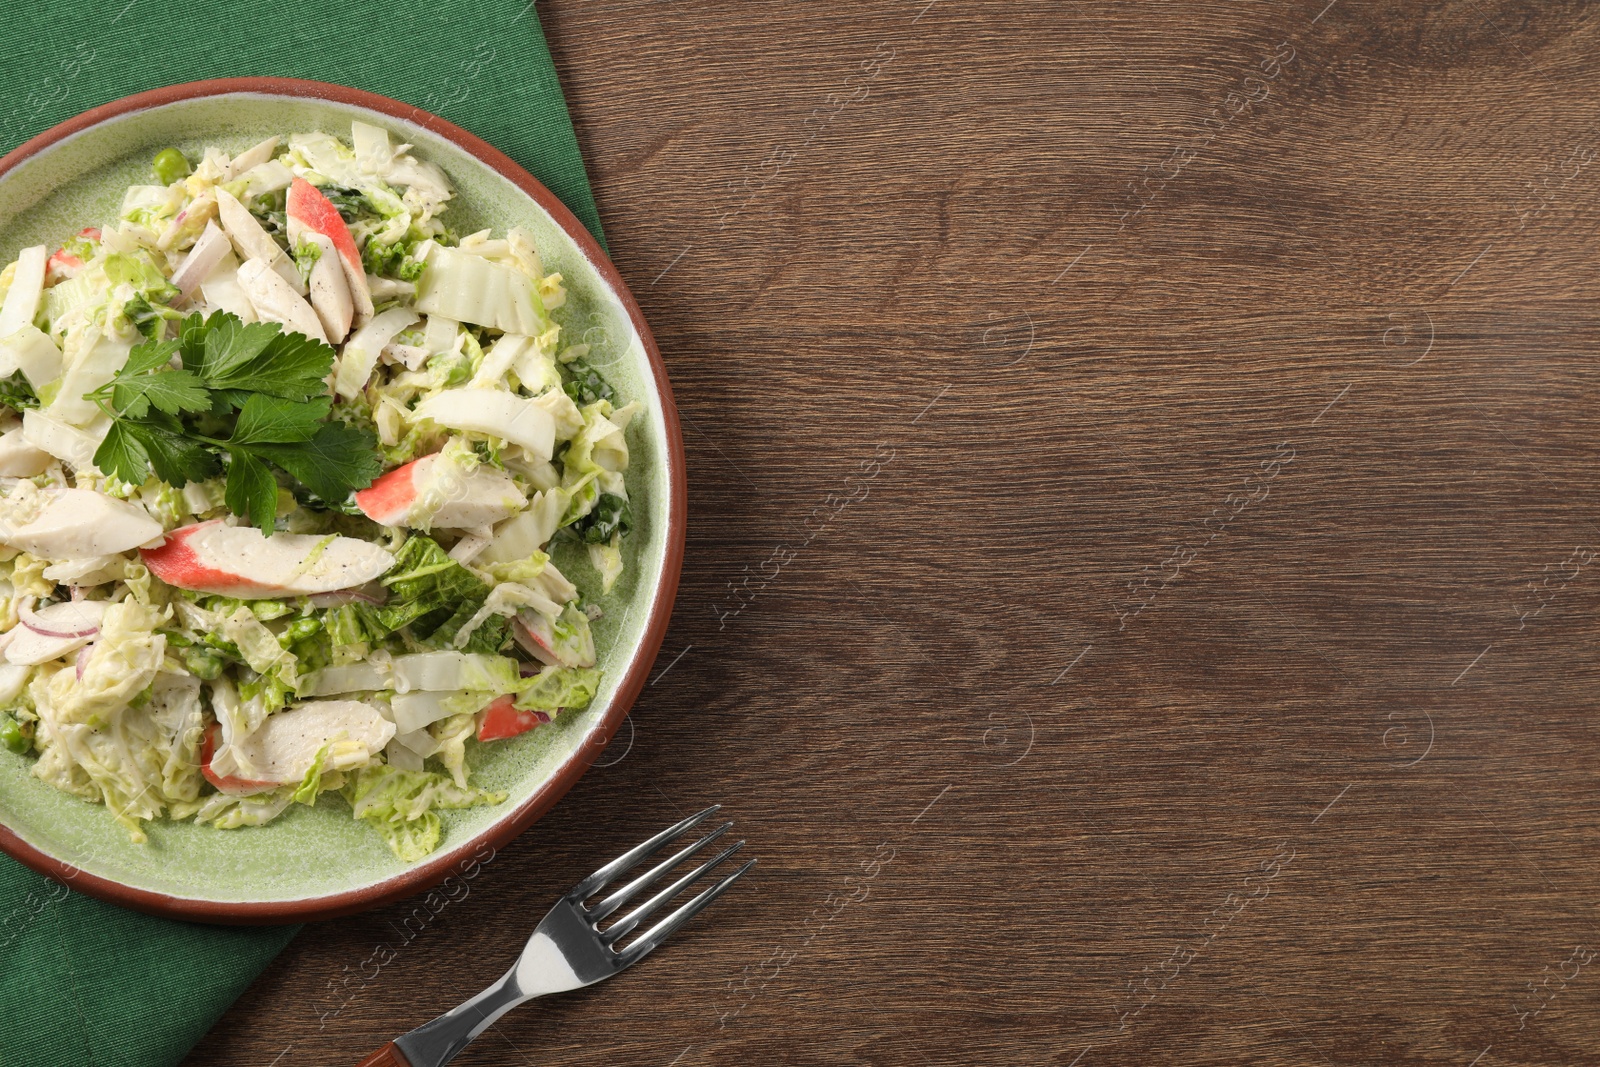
(355, 805), (755, 1067)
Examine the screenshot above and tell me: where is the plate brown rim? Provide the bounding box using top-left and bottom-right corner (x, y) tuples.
(0, 77), (687, 925)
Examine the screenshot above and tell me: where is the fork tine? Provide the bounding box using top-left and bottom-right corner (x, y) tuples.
(618, 857), (757, 964)
(602, 838), (745, 944)
(588, 821), (735, 923)
(567, 805), (721, 902)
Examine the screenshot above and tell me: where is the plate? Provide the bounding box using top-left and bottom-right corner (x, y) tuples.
(0, 79), (685, 923)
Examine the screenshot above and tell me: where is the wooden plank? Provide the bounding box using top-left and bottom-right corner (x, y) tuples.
(188, 2), (1600, 1063)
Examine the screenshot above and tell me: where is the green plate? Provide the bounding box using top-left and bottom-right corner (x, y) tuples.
(0, 80), (685, 923)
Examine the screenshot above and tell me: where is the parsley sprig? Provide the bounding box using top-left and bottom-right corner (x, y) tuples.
(88, 311), (383, 534)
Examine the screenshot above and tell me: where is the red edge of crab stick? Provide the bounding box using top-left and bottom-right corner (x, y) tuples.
(200, 722), (282, 795)
(476, 694), (551, 742)
(287, 178), (363, 277)
(141, 520), (262, 596)
(141, 520), (393, 598)
(47, 229), (100, 275)
(353, 457), (425, 526)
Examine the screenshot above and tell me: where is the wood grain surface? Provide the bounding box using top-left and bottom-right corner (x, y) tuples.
(183, 1), (1600, 1064)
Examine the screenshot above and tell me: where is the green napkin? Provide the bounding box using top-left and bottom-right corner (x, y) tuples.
(0, 3), (601, 1064)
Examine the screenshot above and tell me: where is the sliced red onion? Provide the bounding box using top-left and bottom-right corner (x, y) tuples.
(306, 581), (389, 609)
(170, 221), (232, 301)
(19, 599), (100, 640)
(358, 580), (389, 602)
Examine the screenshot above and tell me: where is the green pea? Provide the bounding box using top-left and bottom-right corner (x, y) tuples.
(0, 715), (29, 755)
(280, 617), (323, 647)
(250, 599), (292, 621)
(152, 148), (191, 186)
(200, 631), (236, 654)
(182, 648), (224, 680)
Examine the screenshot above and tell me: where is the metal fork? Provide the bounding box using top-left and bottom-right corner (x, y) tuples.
(355, 806), (754, 1067)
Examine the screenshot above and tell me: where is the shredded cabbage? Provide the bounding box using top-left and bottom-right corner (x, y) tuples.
(343, 763), (503, 861)
(199, 788), (293, 828)
(514, 665), (599, 712)
(589, 535), (624, 594)
(429, 712), (476, 789)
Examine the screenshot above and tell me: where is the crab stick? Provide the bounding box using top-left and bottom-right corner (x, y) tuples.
(513, 606), (596, 669)
(0, 426), (53, 478)
(287, 178), (373, 326)
(0, 488), (163, 559)
(214, 187), (304, 293)
(354, 452), (525, 530)
(301, 231), (353, 342)
(142, 520), (393, 599)
(476, 693), (550, 741)
(0, 246), (46, 340)
(19, 409), (101, 470)
(237, 258), (327, 343)
(200, 722), (281, 794)
(203, 700), (394, 792)
(170, 221), (233, 302)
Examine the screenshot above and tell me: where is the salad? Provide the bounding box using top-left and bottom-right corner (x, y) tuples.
(0, 123), (641, 861)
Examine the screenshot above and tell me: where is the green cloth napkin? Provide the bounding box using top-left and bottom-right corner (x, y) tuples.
(0, 4), (601, 1065)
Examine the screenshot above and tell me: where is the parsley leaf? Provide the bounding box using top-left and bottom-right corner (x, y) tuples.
(208, 388), (254, 416)
(224, 450), (279, 535)
(563, 361), (615, 406)
(321, 186), (370, 222)
(123, 294), (170, 340)
(207, 329), (334, 401)
(104, 340), (209, 419)
(200, 315), (281, 380)
(0, 371), (39, 412)
(178, 312), (210, 373)
(231, 394), (329, 445)
(129, 418), (219, 486)
(122, 370), (210, 417)
(85, 311), (381, 524)
(253, 420), (382, 502)
(573, 492), (632, 544)
(96, 412), (219, 487)
(120, 340), (182, 378)
(94, 420), (151, 485)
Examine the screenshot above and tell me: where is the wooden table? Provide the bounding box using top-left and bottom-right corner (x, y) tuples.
(186, 2), (1600, 1063)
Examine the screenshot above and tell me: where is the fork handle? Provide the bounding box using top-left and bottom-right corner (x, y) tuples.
(374, 969), (528, 1067)
(354, 1043), (413, 1067)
